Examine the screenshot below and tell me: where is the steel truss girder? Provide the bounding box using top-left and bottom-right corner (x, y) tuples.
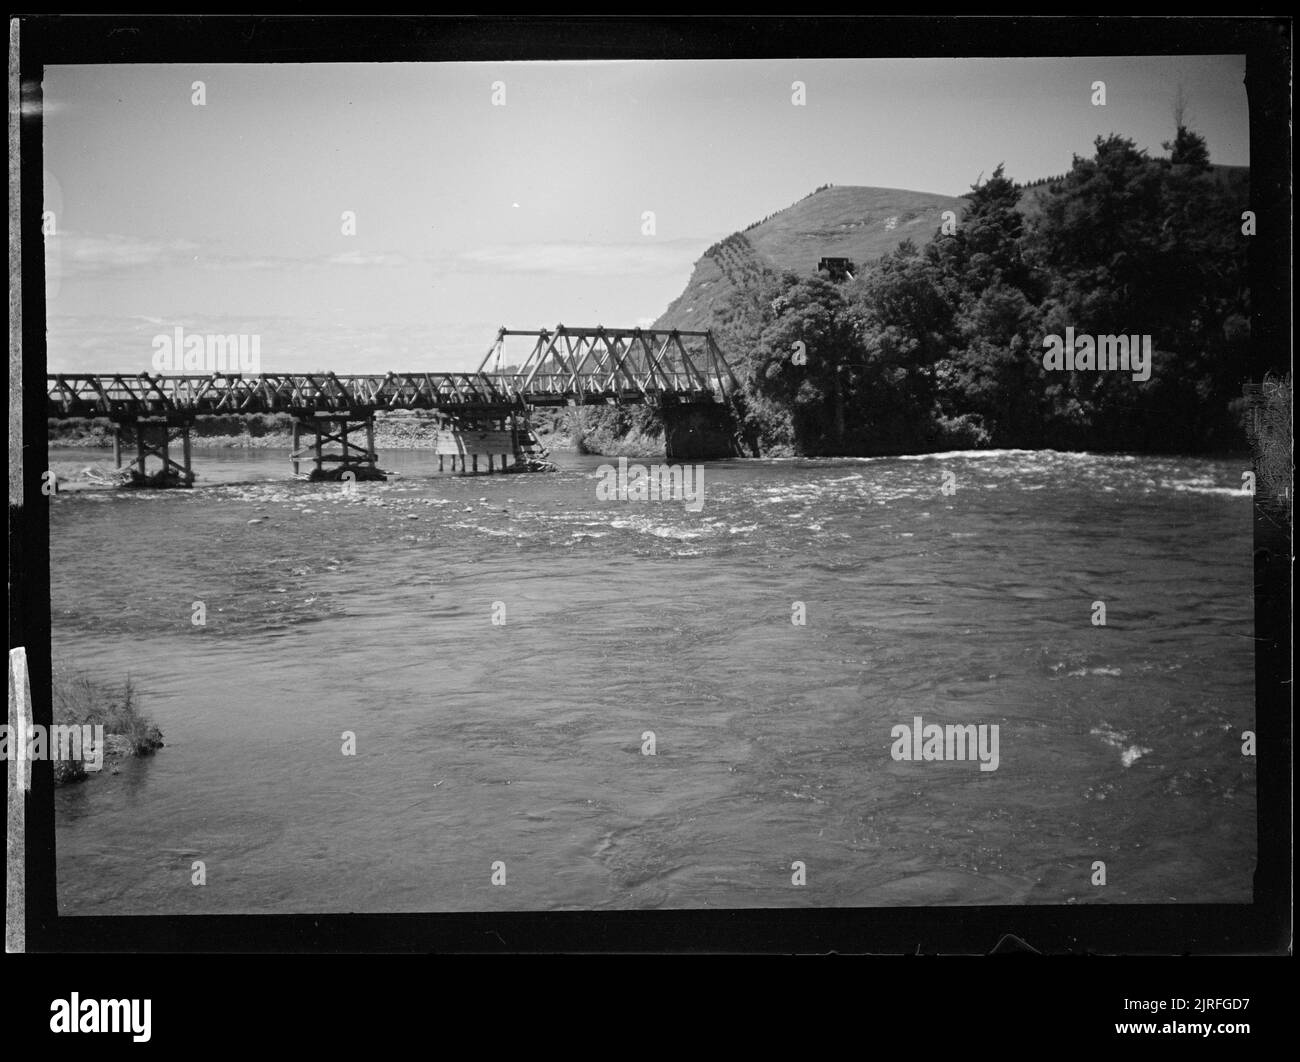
(480, 325), (739, 402)
(46, 327), (740, 421)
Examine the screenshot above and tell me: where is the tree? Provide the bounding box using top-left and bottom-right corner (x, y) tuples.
(751, 274), (866, 454)
(688, 127), (1247, 457)
(1163, 126), (1211, 170)
(941, 164), (1040, 299)
(1028, 132), (1248, 450)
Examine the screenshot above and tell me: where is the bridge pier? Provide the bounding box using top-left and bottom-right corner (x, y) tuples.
(661, 399), (743, 462)
(48, 329), (739, 482)
(291, 413), (387, 482)
(433, 408), (548, 475)
(112, 415), (196, 488)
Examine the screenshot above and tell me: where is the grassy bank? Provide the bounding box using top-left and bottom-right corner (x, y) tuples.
(551, 406), (666, 458)
(51, 668), (163, 785)
(50, 410), (602, 456)
(51, 412), (299, 450)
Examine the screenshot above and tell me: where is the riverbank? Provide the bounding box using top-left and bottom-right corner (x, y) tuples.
(47, 400), (1258, 467)
(48, 411), (583, 453)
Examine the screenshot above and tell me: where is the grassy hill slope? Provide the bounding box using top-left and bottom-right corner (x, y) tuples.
(654, 166), (1247, 334)
(653, 184), (968, 332)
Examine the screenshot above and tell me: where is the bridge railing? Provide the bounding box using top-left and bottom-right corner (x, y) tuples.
(49, 329), (741, 419)
(47, 372), (515, 418)
(490, 371), (732, 398)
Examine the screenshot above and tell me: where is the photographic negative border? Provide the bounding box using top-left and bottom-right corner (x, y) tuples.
(8, 14), (1291, 954)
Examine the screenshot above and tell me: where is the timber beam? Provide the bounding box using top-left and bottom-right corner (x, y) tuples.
(111, 415), (196, 489)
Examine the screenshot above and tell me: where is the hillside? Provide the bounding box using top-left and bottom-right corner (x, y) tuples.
(653, 184), (968, 331)
(653, 166), (1248, 333)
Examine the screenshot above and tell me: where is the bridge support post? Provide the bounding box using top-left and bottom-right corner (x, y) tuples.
(290, 413), (386, 482)
(434, 406), (547, 475)
(661, 399), (742, 461)
(110, 415), (196, 488)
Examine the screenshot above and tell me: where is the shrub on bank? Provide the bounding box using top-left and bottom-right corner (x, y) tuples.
(51, 668), (163, 785)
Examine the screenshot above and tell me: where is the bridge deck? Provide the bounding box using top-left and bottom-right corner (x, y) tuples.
(46, 326), (740, 419)
(47, 372), (514, 419)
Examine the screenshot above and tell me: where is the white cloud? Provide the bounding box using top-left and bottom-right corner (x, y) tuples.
(55, 231), (201, 274)
(46, 231), (416, 278)
(323, 250), (411, 267)
(44, 313), (493, 375)
(459, 239), (708, 278)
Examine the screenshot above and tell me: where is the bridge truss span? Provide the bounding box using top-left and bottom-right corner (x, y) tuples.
(479, 325), (740, 405)
(45, 326), (743, 487)
(46, 371), (513, 419)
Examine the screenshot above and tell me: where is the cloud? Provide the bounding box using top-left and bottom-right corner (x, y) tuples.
(458, 239), (708, 278)
(46, 232), (300, 276)
(200, 256), (290, 272)
(53, 232), (201, 275)
(44, 313), (495, 375)
(49, 231), (689, 283)
(323, 250), (411, 267)
(46, 231), (417, 278)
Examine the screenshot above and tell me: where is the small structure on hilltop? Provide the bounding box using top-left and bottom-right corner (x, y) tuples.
(818, 257), (856, 282)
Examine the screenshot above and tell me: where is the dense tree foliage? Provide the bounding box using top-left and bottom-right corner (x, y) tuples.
(728, 130), (1250, 456)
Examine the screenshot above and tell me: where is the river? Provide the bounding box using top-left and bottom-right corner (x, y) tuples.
(49, 446), (1256, 912)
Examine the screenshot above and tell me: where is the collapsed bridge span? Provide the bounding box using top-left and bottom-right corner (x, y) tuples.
(46, 326), (743, 486)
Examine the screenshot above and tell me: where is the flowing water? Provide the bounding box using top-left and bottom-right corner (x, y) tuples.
(48, 447), (1256, 912)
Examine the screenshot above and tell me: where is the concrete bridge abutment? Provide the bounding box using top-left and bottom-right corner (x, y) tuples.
(661, 400), (743, 462)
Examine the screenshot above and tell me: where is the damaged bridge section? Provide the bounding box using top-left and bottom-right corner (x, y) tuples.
(45, 326), (745, 487)
(480, 325), (745, 460)
(46, 371), (548, 486)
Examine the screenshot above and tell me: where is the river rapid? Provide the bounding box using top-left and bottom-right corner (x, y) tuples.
(49, 447), (1256, 912)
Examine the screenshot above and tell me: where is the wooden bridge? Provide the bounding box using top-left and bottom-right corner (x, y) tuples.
(46, 326), (742, 487)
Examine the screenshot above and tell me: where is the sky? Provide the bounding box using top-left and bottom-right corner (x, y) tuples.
(42, 55), (1249, 374)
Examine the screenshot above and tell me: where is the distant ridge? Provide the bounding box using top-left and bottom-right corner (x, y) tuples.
(653, 165), (1248, 333)
(653, 184), (967, 331)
